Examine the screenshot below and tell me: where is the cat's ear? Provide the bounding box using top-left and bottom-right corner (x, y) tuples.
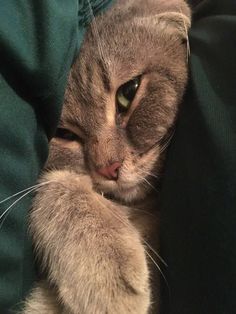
(157, 12), (191, 40)
(135, 12), (191, 41)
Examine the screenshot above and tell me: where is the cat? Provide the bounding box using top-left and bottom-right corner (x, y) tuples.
(21, 0), (191, 313)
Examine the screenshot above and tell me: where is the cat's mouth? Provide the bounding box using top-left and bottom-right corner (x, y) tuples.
(93, 178), (148, 203)
(90, 145), (160, 203)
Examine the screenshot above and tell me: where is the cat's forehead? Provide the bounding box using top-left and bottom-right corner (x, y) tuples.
(81, 13), (185, 86)
(62, 1), (189, 136)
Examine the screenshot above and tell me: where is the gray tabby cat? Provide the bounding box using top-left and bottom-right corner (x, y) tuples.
(22, 0), (191, 313)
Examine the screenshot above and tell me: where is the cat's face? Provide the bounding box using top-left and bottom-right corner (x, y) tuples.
(48, 1), (191, 203)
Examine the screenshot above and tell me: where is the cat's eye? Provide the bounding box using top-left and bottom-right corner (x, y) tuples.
(55, 128), (80, 142)
(116, 77), (141, 113)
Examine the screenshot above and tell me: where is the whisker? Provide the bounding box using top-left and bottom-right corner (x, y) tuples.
(86, 0), (109, 68)
(145, 249), (170, 293)
(142, 178), (159, 193)
(94, 194), (168, 286)
(139, 169), (159, 179)
(0, 181), (53, 226)
(143, 239), (168, 267)
(178, 7), (191, 63)
(94, 194), (129, 226)
(0, 188), (38, 230)
(136, 174), (159, 193)
(159, 129), (176, 154)
(143, 127), (176, 156)
(0, 182), (50, 205)
(131, 207), (156, 218)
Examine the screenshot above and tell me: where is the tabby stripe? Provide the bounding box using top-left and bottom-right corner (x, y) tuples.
(97, 59), (111, 92)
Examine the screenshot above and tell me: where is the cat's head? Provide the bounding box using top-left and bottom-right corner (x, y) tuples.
(48, 0), (191, 203)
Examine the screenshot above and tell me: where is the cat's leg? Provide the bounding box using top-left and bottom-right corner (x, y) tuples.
(30, 169), (150, 314)
(20, 281), (61, 314)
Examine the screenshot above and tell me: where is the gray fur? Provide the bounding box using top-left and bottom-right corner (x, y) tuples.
(21, 1), (191, 313)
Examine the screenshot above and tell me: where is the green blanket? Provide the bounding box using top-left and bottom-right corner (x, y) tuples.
(0, 0), (235, 313)
(0, 1), (112, 312)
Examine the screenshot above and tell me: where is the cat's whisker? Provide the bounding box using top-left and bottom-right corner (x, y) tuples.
(144, 181), (159, 194)
(139, 169), (159, 179)
(143, 240), (168, 267)
(160, 143), (169, 154)
(95, 196), (156, 244)
(94, 195), (139, 243)
(142, 178), (159, 193)
(159, 129), (176, 154)
(0, 182), (50, 205)
(145, 249), (170, 294)
(131, 207), (156, 218)
(160, 141), (171, 154)
(86, 0), (109, 68)
(0, 188), (39, 230)
(94, 194), (128, 224)
(94, 194), (168, 286)
(0, 181), (53, 226)
(142, 128), (175, 156)
(136, 174), (159, 193)
(178, 7), (191, 63)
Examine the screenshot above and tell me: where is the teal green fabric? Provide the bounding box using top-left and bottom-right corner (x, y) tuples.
(161, 0), (236, 313)
(0, 1), (113, 312)
(2, 0), (235, 313)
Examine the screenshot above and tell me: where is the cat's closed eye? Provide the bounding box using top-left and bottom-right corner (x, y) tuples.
(55, 128), (84, 143)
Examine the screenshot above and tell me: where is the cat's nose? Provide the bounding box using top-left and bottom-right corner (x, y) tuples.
(96, 162), (121, 180)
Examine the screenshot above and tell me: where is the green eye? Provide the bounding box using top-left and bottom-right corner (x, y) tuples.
(116, 77), (141, 112)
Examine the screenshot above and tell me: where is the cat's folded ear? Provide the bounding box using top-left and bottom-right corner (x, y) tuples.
(135, 11), (191, 41)
(157, 11), (191, 39)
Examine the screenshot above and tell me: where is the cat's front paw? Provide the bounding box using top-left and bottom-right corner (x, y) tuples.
(39, 169), (93, 193)
(31, 169), (151, 314)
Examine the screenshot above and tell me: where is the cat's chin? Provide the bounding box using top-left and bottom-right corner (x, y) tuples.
(94, 181), (147, 204)
(113, 186), (146, 204)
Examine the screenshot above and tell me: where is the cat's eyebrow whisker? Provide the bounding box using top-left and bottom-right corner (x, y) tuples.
(178, 6), (191, 63)
(0, 181), (53, 225)
(86, 0), (109, 68)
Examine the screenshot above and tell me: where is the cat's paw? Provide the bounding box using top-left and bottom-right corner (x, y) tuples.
(31, 169), (151, 314)
(53, 192), (151, 313)
(20, 281), (61, 314)
(40, 169), (93, 193)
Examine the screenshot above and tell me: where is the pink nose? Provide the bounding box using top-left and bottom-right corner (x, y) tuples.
(96, 162), (121, 180)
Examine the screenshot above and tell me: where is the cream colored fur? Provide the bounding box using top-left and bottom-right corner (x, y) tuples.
(22, 171), (151, 313)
